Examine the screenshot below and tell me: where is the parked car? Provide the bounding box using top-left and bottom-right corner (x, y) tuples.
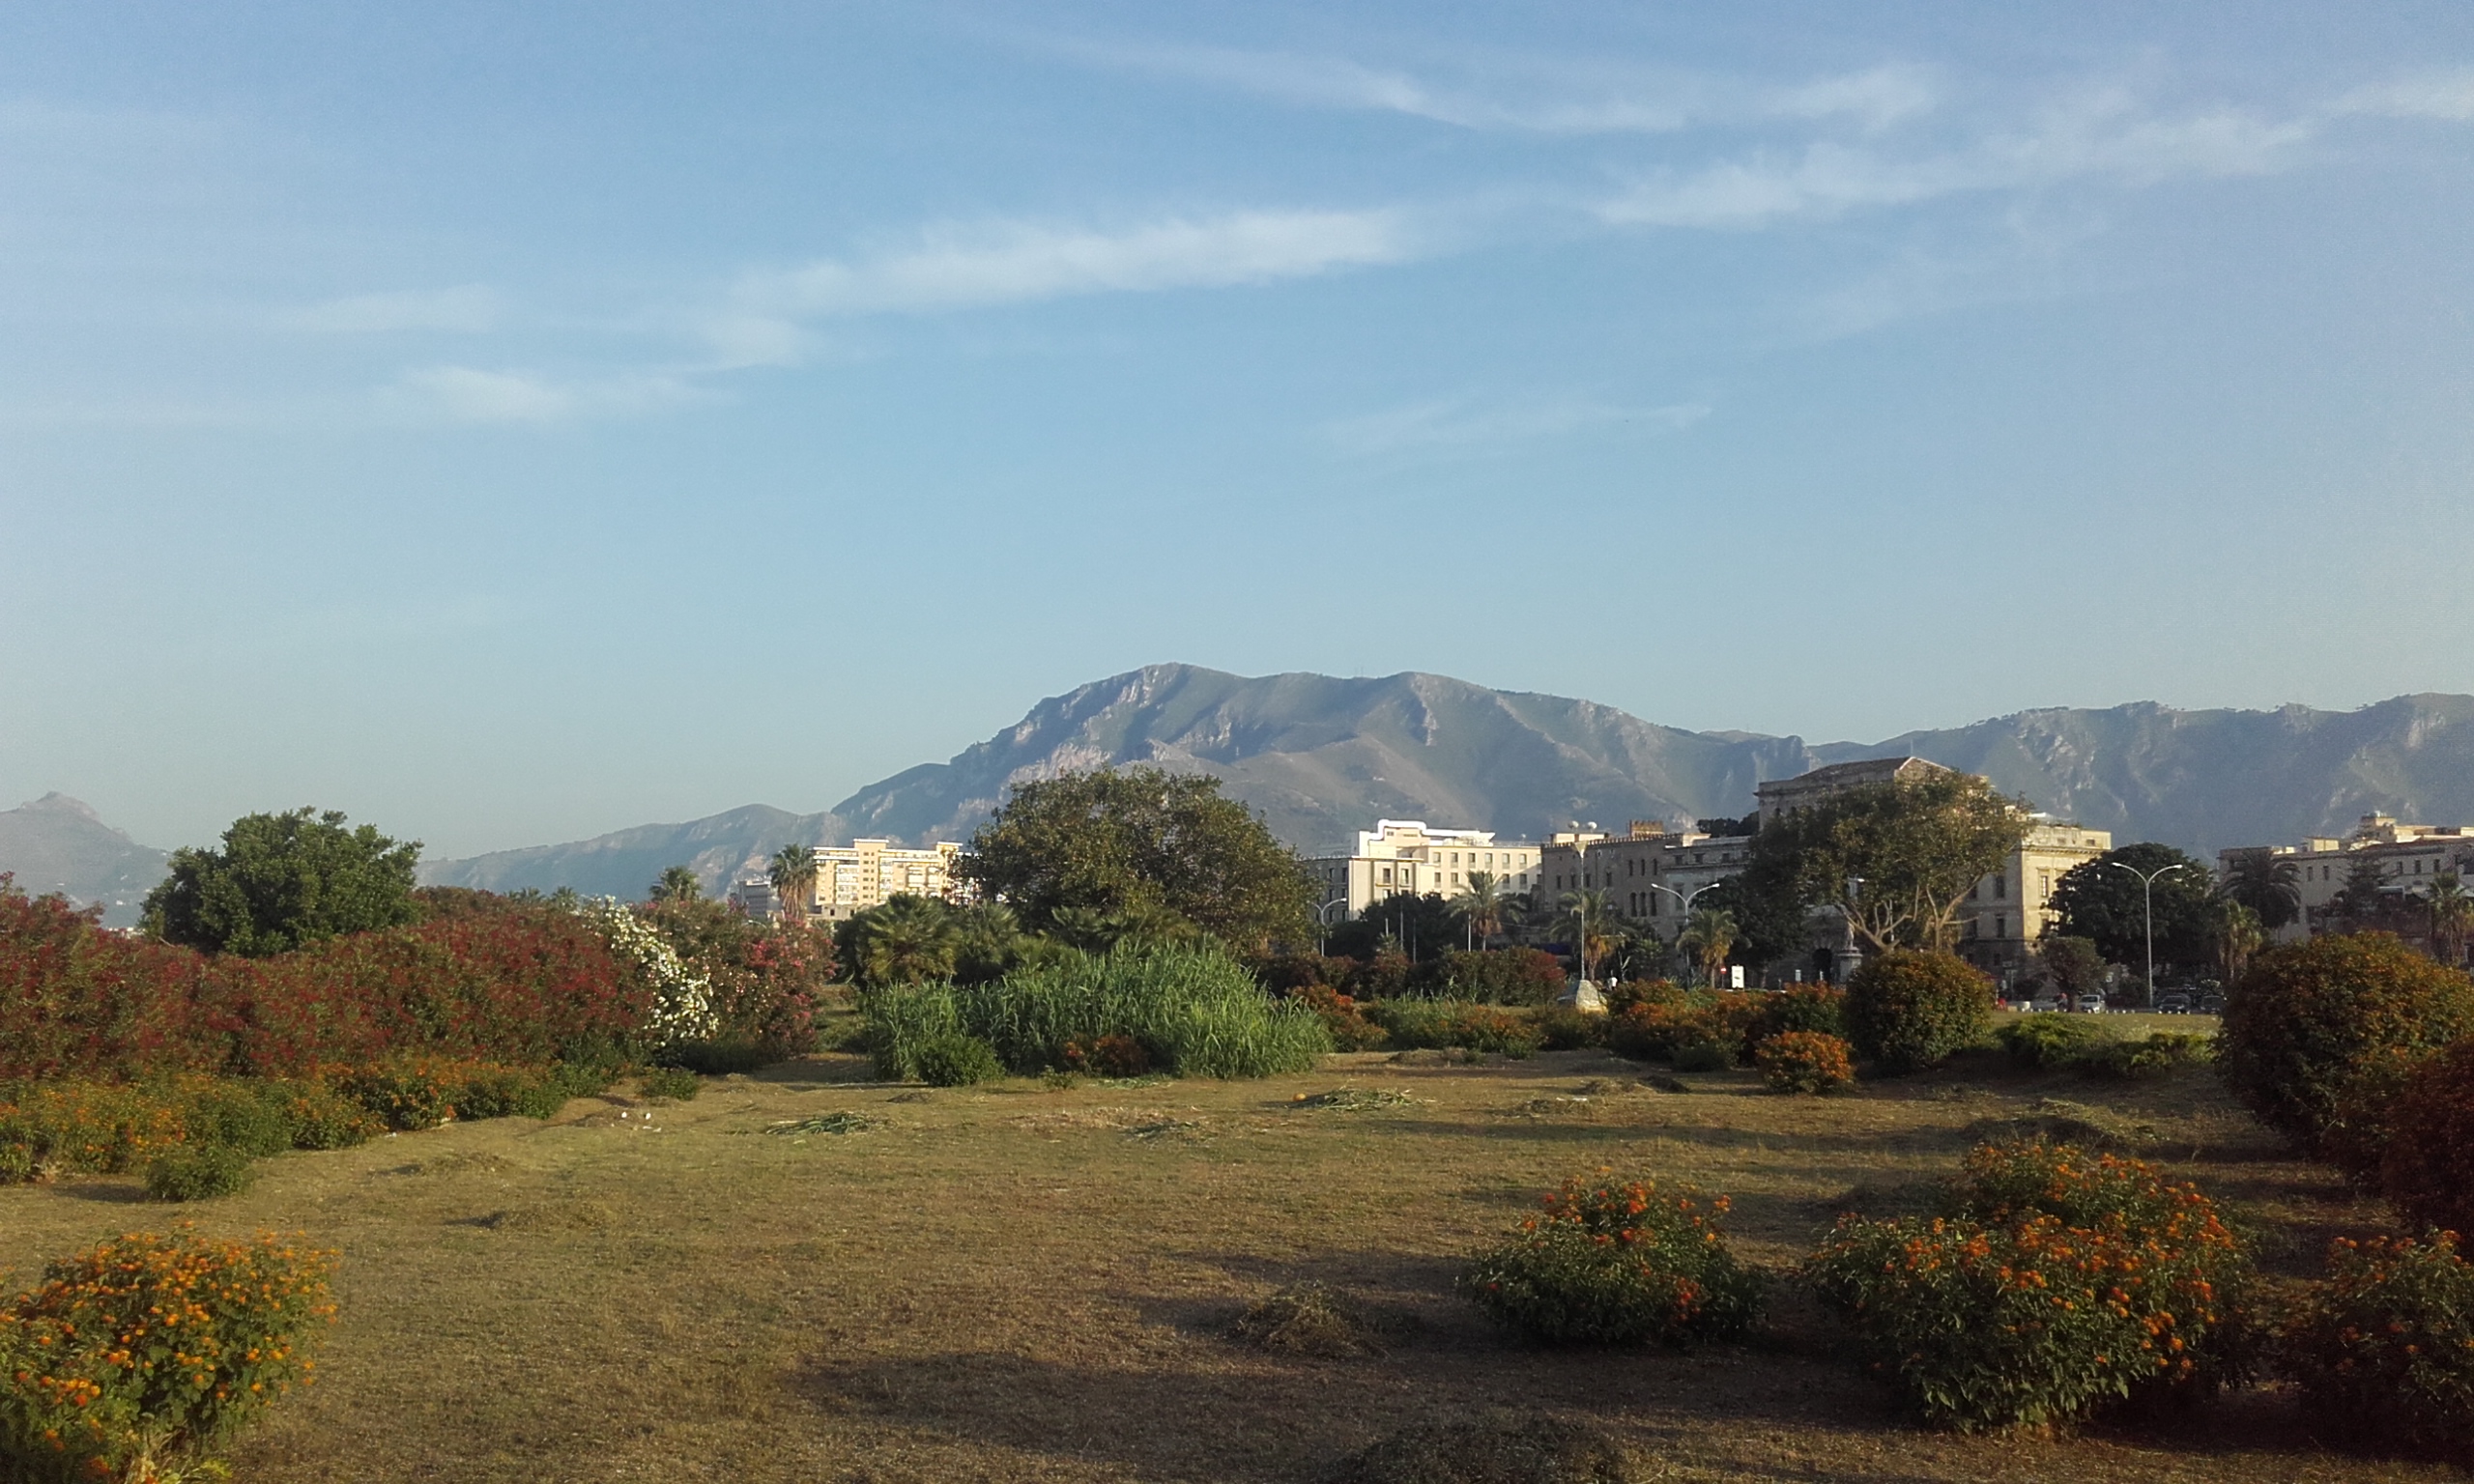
(2076, 994), (2107, 1014)
(2028, 995), (2066, 1014)
(2156, 992), (2193, 1014)
(2197, 992), (2225, 1015)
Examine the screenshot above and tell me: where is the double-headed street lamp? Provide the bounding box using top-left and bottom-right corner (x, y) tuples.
(1311, 897), (1349, 956)
(1645, 878), (1724, 982)
(2108, 860), (2188, 1009)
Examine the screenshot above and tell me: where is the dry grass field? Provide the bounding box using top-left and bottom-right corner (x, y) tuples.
(0, 1014), (2451, 1484)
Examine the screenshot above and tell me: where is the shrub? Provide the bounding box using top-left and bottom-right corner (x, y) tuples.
(1372, 1000), (1540, 1058)
(1061, 1033), (1152, 1078)
(866, 945), (1332, 1080)
(1806, 1140), (2248, 1430)
(1432, 949), (1568, 1006)
(1462, 1174), (1763, 1347)
(260, 1080), (383, 1152)
(1605, 991), (1761, 1064)
(1340, 951), (1413, 1001)
(0, 1228), (336, 1482)
(1292, 984), (1386, 1051)
(2381, 1037), (2474, 1237)
(638, 1067), (702, 1102)
(910, 1033), (1004, 1087)
(1251, 953), (1346, 993)
(329, 1057), (566, 1130)
(657, 1037), (773, 1076)
(450, 1064), (567, 1121)
(1755, 1032), (1855, 1094)
(2082, 1032), (2212, 1081)
(2217, 932), (2474, 1179)
(1997, 1014), (2117, 1070)
(0, 1082), (187, 1181)
(1753, 985), (1847, 1045)
(1535, 1007), (1608, 1051)
(2282, 1232), (2474, 1463)
(1670, 1041), (1733, 1073)
(1845, 951), (1994, 1073)
(146, 1145), (257, 1202)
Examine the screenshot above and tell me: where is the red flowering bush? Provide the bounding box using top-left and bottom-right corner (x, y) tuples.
(1806, 1140), (2247, 1430)
(1606, 990), (1762, 1063)
(1753, 985), (1848, 1045)
(0, 1227), (337, 1482)
(1288, 985), (1385, 1050)
(2281, 1232), (2474, 1463)
(1846, 951), (1995, 1073)
(2380, 1037), (2474, 1237)
(2219, 932), (2474, 1180)
(1461, 1174), (1764, 1346)
(0, 881), (210, 1082)
(1755, 1031), (1855, 1094)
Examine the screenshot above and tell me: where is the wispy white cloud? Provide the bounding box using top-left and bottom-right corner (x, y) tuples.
(2332, 67), (2474, 122)
(1328, 395), (1708, 455)
(1049, 39), (1939, 135)
(283, 286), (501, 334)
(1599, 87), (2310, 229)
(390, 365), (695, 424)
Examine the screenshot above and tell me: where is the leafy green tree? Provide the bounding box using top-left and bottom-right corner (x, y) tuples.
(2423, 871), (2474, 968)
(1678, 908), (1740, 989)
(2037, 934), (2108, 999)
(649, 865), (704, 903)
(955, 767), (1315, 954)
(2332, 853), (2397, 928)
(2045, 844), (2214, 969)
(1696, 870), (1815, 978)
(1742, 771), (2033, 953)
(1327, 891), (1459, 963)
(766, 845), (819, 922)
(834, 894), (965, 989)
(2218, 848), (2302, 931)
(1558, 887), (1616, 981)
(142, 807), (420, 956)
(2206, 899), (2266, 985)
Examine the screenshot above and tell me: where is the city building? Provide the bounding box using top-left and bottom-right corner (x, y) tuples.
(1306, 820), (1542, 917)
(726, 876), (781, 918)
(794, 839), (969, 923)
(1753, 756), (1948, 820)
(2220, 813), (2474, 941)
(1537, 821), (1753, 928)
(1955, 820), (2114, 978)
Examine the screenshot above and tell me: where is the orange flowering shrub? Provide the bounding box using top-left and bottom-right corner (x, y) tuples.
(1806, 1140), (2247, 1430)
(1290, 985), (1385, 1051)
(2379, 1038), (2474, 1237)
(0, 1227), (337, 1482)
(1755, 1031), (1855, 1094)
(1461, 1174), (1764, 1346)
(1606, 990), (1762, 1064)
(2217, 932), (2474, 1180)
(2282, 1232), (2474, 1463)
(328, 1057), (568, 1131)
(1372, 1000), (1540, 1057)
(0, 1084), (187, 1184)
(1752, 985), (1848, 1045)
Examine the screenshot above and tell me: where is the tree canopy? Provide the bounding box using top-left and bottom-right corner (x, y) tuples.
(1741, 771), (2033, 953)
(953, 767), (1316, 954)
(2044, 843), (2215, 968)
(141, 807), (421, 956)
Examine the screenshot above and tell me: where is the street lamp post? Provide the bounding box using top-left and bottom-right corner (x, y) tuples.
(2109, 861), (2188, 1009)
(1645, 879), (1723, 983)
(1311, 897), (1348, 956)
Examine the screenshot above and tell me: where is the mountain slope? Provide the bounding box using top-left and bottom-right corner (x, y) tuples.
(418, 804), (845, 902)
(0, 793), (169, 927)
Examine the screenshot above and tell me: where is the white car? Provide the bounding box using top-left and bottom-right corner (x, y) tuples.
(2076, 994), (2107, 1013)
(2028, 996), (2066, 1014)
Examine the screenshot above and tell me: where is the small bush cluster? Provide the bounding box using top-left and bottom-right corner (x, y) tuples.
(1462, 1173), (1764, 1347)
(2216, 931), (2474, 1180)
(910, 1033), (1005, 1087)
(2379, 1037), (2474, 1237)
(1998, 1018), (2212, 1080)
(1061, 1033), (1152, 1078)
(1752, 985), (1847, 1044)
(1430, 949), (1568, 1006)
(637, 1067), (702, 1101)
(329, 1057), (575, 1131)
(1605, 987), (1760, 1064)
(1534, 1007), (1609, 1051)
(1289, 985), (1387, 1051)
(1754, 1031), (1855, 1094)
(0, 1227), (337, 1483)
(1371, 1000), (1540, 1058)
(1806, 1139), (2247, 1431)
(864, 944), (1330, 1082)
(2280, 1232), (2474, 1464)
(1845, 951), (1995, 1073)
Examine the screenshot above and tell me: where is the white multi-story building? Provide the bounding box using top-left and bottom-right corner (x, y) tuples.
(1306, 820), (1542, 917)
(794, 839), (969, 923)
(2222, 813), (2474, 941)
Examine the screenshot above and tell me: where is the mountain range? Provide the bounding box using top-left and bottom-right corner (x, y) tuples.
(14, 665), (2474, 911)
(0, 793), (171, 928)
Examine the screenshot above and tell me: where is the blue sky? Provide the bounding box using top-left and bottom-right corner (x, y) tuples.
(4, 2), (2472, 858)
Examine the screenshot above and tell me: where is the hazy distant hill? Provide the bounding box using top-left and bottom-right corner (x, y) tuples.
(0, 793), (169, 928)
(417, 666), (2474, 897)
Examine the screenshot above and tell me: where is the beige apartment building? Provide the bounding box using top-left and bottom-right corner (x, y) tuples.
(797, 839), (969, 922)
(1955, 820), (2114, 978)
(2221, 813), (2474, 941)
(1537, 821), (1753, 928)
(1307, 820), (1542, 917)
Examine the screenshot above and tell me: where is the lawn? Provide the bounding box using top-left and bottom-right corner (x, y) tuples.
(0, 1021), (2445, 1484)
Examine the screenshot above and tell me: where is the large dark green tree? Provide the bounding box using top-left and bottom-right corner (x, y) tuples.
(2218, 847), (2302, 931)
(1741, 771), (2033, 953)
(953, 767), (1315, 953)
(142, 807), (420, 956)
(2044, 843), (2215, 969)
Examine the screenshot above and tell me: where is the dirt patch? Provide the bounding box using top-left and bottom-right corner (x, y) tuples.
(1327, 1414), (1647, 1483)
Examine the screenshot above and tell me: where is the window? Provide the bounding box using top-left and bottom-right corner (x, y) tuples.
(1994, 875), (2006, 899)
(1995, 915), (2008, 937)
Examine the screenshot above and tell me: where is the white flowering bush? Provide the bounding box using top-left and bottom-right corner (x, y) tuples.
(572, 898), (718, 1045)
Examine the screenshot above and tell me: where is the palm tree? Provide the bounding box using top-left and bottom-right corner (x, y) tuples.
(649, 865), (703, 902)
(767, 844), (819, 923)
(2424, 871), (2474, 967)
(1451, 870), (1507, 950)
(2218, 848), (2301, 931)
(1558, 888), (1615, 982)
(844, 894), (964, 988)
(2206, 898), (2265, 985)
(1678, 907), (1740, 990)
